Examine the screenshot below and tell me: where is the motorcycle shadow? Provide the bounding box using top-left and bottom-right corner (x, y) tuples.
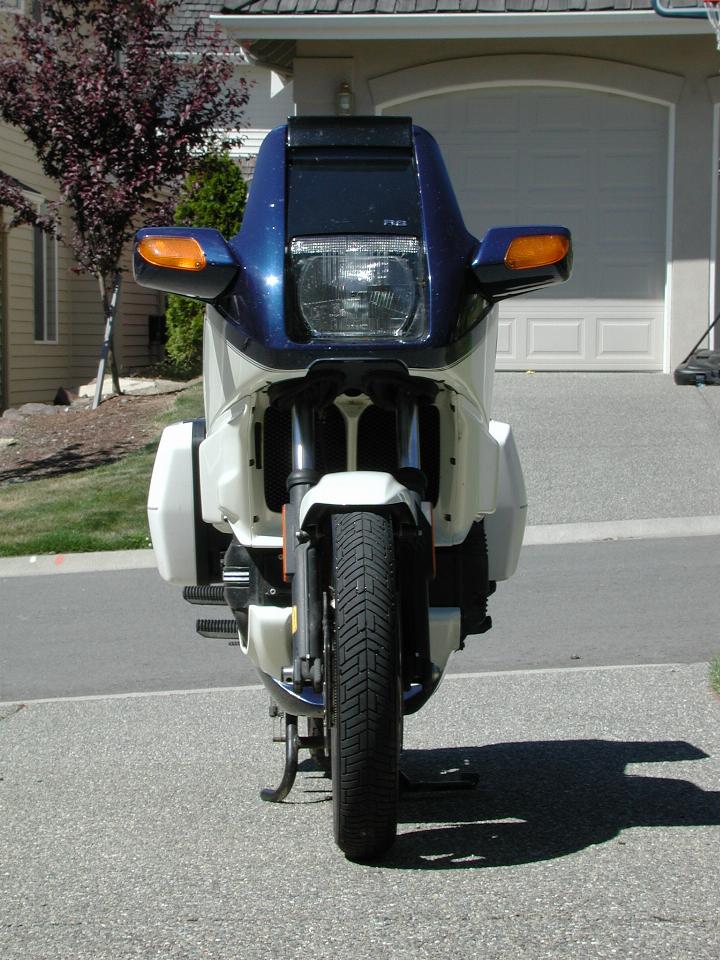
(378, 739), (720, 870)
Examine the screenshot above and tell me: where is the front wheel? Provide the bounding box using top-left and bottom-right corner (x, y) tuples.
(330, 511), (401, 861)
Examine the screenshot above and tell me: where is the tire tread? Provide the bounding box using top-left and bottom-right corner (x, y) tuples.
(331, 511), (400, 860)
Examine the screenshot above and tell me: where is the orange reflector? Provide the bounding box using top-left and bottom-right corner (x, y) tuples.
(504, 234), (569, 271)
(137, 236), (206, 272)
(281, 505), (289, 583)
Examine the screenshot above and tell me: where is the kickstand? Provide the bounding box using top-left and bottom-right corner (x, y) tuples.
(260, 715), (299, 803)
(400, 771), (478, 794)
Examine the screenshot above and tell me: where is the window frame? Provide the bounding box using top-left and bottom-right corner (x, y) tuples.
(32, 223), (59, 345)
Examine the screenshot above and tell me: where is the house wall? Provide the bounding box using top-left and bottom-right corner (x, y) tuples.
(240, 63), (295, 139)
(1, 120), (76, 406)
(1, 118), (163, 406)
(293, 35), (720, 370)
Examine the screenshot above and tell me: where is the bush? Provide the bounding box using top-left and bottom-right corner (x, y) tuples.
(164, 153), (247, 371)
(164, 296), (205, 375)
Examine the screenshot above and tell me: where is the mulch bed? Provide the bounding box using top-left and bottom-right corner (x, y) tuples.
(0, 393), (176, 485)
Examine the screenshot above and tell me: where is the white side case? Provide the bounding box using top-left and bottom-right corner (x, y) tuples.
(147, 421), (199, 584)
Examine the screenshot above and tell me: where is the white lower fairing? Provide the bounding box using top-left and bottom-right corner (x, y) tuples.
(200, 303), (518, 557)
(486, 421), (527, 581)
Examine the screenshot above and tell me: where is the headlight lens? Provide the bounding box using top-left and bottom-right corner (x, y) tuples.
(290, 235), (427, 340)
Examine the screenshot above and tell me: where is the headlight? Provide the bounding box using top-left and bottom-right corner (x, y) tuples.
(290, 236), (427, 341)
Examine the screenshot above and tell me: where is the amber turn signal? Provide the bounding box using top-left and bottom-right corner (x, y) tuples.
(504, 234), (569, 271)
(137, 236), (207, 272)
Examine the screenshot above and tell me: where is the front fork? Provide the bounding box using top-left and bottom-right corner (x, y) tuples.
(284, 385), (432, 697)
(286, 399), (322, 693)
(261, 383), (435, 803)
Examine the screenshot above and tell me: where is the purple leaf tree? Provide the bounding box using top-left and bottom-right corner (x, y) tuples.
(0, 0), (248, 406)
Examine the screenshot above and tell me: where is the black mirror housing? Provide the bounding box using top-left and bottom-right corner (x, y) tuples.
(472, 225), (572, 302)
(133, 227), (239, 301)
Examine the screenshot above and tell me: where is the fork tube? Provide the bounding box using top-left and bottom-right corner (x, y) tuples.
(291, 401), (315, 476)
(287, 397), (321, 691)
(396, 396), (421, 471)
(395, 391), (431, 691)
(396, 393), (426, 502)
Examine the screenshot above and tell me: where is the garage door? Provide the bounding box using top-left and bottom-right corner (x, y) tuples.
(405, 87), (668, 370)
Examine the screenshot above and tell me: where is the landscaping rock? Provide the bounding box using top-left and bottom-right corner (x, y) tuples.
(18, 403), (64, 416)
(77, 376), (188, 399)
(1, 409), (24, 422)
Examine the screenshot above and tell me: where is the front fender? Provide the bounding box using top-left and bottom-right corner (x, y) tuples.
(299, 471), (417, 528)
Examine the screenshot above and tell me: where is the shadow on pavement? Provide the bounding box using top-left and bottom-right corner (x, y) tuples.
(377, 739), (720, 870)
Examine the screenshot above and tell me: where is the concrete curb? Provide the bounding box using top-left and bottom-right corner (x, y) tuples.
(523, 514), (720, 545)
(2, 515), (720, 578)
(0, 549), (156, 578)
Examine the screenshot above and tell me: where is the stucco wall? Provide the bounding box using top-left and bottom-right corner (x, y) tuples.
(292, 35), (720, 370)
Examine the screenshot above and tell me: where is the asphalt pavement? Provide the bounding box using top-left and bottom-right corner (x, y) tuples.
(2, 534), (720, 701)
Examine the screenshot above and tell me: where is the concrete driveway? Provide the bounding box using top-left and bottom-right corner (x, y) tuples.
(2, 663), (719, 959)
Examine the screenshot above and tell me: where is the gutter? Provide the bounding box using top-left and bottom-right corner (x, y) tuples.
(213, 11), (709, 40)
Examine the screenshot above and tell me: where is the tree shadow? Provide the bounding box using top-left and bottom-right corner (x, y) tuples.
(374, 739), (720, 870)
(0, 442), (136, 483)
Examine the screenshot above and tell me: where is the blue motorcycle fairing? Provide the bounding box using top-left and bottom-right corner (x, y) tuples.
(218, 121), (487, 370)
(226, 126), (290, 350)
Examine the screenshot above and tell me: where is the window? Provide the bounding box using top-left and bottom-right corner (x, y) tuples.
(33, 226), (58, 343)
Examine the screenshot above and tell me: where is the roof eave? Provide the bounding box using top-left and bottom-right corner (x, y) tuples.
(212, 11), (710, 40)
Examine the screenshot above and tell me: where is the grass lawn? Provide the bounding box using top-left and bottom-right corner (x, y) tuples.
(711, 657), (720, 696)
(0, 383), (204, 558)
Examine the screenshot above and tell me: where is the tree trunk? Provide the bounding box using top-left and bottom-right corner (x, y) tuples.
(92, 272), (123, 410)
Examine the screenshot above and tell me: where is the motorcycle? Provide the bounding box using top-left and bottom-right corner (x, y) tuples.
(134, 116), (572, 861)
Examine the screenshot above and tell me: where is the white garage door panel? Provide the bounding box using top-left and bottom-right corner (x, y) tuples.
(528, 317), (586, 359)
(495, 301), (664, 370)
(407, 86), (668, 370)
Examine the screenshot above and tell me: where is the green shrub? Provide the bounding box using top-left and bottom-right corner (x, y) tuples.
(164, 153), (247, 371)
(164, 296), (205, 375)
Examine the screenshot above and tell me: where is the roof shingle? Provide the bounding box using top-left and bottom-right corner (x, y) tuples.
(222, 0), (665, 12)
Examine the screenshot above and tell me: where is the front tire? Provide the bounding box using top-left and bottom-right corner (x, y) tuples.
(330, 511), (401, 861)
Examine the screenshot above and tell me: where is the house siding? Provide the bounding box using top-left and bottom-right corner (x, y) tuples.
(1, 117), (163, 406)
(1, 121), (75, 405)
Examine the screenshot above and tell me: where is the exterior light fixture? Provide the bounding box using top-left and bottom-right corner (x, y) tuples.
(336, 81), (354, 116)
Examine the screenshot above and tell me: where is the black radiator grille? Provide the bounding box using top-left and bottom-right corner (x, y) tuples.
(357, 404), (440, 505)
(262, 404), (347, 512)
(262, 407), (292, 513)
(262, 402), (440, 512)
